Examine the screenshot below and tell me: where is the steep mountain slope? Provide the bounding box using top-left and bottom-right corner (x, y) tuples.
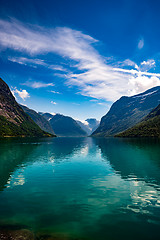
(21, 105), (55, 135)
(49, 114), (87, 137)
(92, 86), (160, 137)
(116, 104), (160, 138)
(76, 120), (91, 135)
(0, 78), (52, 137)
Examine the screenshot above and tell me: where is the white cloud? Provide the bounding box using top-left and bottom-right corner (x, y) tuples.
(141, 59), (155, 66)
(90, 99), (98, 102)
(140, 59), (155, 71)
(8, 56), (67, 72)
(120, 59), (139, 70)
(0, 19), (97, 56)
(51, 101), (57, 105)
(0, 19), (160, 102)
(50, 90), (61, 94)
(23, 81), (54, 88)
(138, 38), (144, 49)
(81, 120), (89, 126)
(128, 75), (160, 96)
(12, 88), (30, 101)
(97, 102), (110, 106)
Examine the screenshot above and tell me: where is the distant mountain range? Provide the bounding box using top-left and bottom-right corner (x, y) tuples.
(1, 77), (160, 138)
(38, 113), (99, 136)
(21, 105), (55, 135)
(19, 108), (99, 137)
(116, 104), (160, 138)
(21, 109), (92, 137)
(49, 114), (87, 137)
(0, 78), (53, 137)
(92, 86), (160, 137)
(76, 119), (99, 135)
(38, 112), (54, 121)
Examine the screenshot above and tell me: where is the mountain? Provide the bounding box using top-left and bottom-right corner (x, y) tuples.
(0, 78), (53, 137)
(116, 104), (160, 138)
(92, 86), (160, 137)
(86, 118), (100, 133)
(21, 105), (55, 135)
(76, 120), (91, 135)
(49, 114), (87, 137)
(76, 118), (99, 135)
(39, 112), (54, 121)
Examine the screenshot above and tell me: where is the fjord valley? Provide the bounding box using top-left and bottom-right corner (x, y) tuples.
(1, 0), (160, 238)
(1, 77), (160, 139)
(0, 77), (160, 240)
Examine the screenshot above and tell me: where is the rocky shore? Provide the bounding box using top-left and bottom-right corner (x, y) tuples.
(0, 228), (84, 240)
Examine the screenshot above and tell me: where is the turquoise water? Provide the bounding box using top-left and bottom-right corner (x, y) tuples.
(0, 137), (160, 239)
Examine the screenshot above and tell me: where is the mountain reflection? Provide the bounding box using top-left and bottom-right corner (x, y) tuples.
(0, 139), (39, 191)
(95, 137), (160, 184)
(0, 137), (160, 240)
(0, 137), (86, 191)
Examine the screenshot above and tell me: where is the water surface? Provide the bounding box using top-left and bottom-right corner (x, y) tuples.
(0, 137), (160, 239)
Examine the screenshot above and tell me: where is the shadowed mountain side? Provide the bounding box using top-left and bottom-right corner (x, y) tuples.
(76, 120), (91, 135)
(39, 112), (54, 121)
(49, 114), (87, 137)
(21, 105), (55, 135)
(116, 104), (160, 138)
(94, 138), (160, 184)
(92, 86), (160, 137)
(0, 78), (52, 137)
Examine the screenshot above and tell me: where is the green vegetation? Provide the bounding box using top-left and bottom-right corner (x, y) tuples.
(0, 77), (54, 137)
(116, 104), (160, 138)
(0, 115), (52, 137)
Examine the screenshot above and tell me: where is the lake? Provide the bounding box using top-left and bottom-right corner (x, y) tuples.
(0, 137), (160, 240)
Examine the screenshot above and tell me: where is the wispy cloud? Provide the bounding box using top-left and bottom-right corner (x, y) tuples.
(8, 57), (67, 72)
(138, 38), (144, 49)
(23, 81), (54, 88)
(0, 19), (97, 57)
(12, 88), (30, 101)
(0, 19), (160, 102)
(120, 59), (139, 70)
(50, 90), (61, 94)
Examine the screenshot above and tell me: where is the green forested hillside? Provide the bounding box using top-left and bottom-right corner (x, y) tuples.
(116, 104), (160, 138)
(0, 78), (53, 137)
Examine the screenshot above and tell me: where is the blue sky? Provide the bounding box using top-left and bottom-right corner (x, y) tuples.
(0, 0), (160, 120)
